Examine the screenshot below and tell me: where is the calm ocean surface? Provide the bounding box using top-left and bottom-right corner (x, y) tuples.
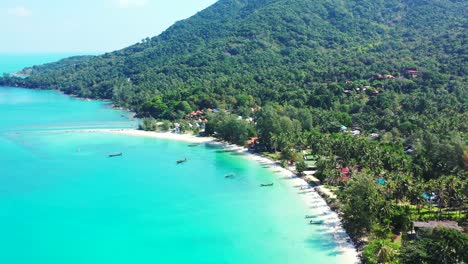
(0, 53), (96, 74)
(0, 55), (347, 263)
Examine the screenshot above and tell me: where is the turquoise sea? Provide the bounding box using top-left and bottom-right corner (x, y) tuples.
(0, 53), (97, 74)
(0, 55), (349, 263)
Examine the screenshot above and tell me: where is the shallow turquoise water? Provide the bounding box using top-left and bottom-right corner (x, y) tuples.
(0, 87), (136, 132)
(0, 53), (95, 74)
(0, 59), (348, 263)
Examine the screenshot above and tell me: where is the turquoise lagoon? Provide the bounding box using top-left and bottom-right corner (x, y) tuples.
(0, 57), (349, 264)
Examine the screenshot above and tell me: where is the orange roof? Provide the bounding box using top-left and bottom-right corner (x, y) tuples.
(247, 137), (259, 145)
(340, 167), (350, 174)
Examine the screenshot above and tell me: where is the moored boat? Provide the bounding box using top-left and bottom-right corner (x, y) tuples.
(305, 215), (318, 219)
(260, 183), (274, 187)
(310, 219), (325, 224)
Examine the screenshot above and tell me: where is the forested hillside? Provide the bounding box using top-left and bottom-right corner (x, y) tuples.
(1, 0), (467, 262)
(2, 0), (466, 116)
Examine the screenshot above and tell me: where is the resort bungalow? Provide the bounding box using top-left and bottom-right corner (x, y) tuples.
(409, 221), (463, 239)
(405, 69), (419, 78)
(405, 145), (415, 155)
(173, 123), (181, 133)
(247, 137), (267, 152)
(246, 137), (259, 149)
(303, 154), (318, 170)
(376, 74), (396, 80)
(339, 167), (351, 181)
(422, 192), (438, 205)
(376, 178), (386, 185)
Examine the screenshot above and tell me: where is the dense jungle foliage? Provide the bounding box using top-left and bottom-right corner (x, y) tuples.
(1, 0), (467, 262)
(1, 0), (466, 117)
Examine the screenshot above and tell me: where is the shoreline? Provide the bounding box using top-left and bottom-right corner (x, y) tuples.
(208, 142), (360, 263)
(59, 128), (360, 263)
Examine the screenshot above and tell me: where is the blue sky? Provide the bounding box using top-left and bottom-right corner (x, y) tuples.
(1, 0), (218, 53)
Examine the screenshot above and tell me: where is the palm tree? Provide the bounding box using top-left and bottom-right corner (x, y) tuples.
(376, 242), (398, 264)
(392, 173), (414, 203)
(325, 168), (342, 186)
(409, 179), (426, 220)
(270, 132), (279, 153)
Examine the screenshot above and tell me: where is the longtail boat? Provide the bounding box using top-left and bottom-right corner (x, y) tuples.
(108, 153), (122, 157)
(305, 215), (318, 219)
(310, 219), (325, 225)
(260, 183), (274, 187)
(176, 158), (187, 164)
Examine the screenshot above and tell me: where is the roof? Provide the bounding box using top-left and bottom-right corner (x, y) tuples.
(247, 137), (259, 145)
(303, 154), (317, 161)
(304, 160), (317, 169)
(413, 221), (463, 232)
(340, 167), (350, 174)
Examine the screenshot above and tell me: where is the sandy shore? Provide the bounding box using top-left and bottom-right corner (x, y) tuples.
(59, 128), (359, 263)
(99, 129), (215, 143)
(205, 141), (360, 264)
(57, 128), (216, 143)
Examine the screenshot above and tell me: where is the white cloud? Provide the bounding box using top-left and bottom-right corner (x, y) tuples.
(7, 6), (32, 17)
(118, 0), (148, 8)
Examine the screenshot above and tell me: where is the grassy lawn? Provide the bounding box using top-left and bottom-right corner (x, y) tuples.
(406, 204), (466, 222)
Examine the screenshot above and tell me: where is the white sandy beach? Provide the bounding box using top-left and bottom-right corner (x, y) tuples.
(97, 129), (215, 143)
(62, 128), (360, 263)
(205, 141), (360, 264)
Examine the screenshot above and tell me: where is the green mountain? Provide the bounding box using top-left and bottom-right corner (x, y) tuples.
(2, 0), (466, 121)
